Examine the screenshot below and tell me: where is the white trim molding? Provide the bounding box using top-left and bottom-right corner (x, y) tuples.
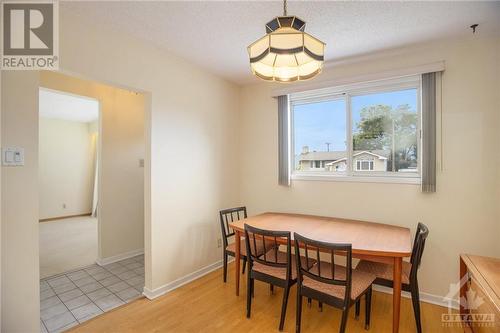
(272, 61), (445, 97)
(140, 259), (456, 312)
(142, 260), (223, 300)
(373, 285), (459, 310)
(289, 75), (423, 185)
(138, 258), (457, 312)
(292, 174), (421, 185)
(96, 248), (144, 266)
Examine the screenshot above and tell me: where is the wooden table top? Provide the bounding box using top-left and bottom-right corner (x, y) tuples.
(230, 212), (412, 257)
(461, 254), (500, 312)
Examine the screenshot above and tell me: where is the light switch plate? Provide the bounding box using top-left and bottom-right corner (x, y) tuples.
(2, 147), (25, 166)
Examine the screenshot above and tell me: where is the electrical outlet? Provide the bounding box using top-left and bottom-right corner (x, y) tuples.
(62, 203), (66, 209)
(217, 238), (222, 248)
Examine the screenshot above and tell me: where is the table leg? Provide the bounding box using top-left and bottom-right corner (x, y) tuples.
(392, 257), (402, 333)
(235, 230), (241, 296)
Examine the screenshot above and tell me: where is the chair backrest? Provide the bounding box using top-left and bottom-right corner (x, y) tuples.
(409, 222), (429, 278)
(294, 232), (352, 304)
(219, 207), (247, 248)
(244, 224), (292, 279)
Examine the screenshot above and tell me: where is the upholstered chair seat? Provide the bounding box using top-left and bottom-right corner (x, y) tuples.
(303, 262), (376, 300)
(226, 239), (276, 257)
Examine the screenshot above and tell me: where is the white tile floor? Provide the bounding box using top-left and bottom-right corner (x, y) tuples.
(40, 255), (144, 333)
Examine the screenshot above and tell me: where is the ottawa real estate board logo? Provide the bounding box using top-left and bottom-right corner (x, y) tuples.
(441, 274), (496, 329)
(1, 1), (59, 70)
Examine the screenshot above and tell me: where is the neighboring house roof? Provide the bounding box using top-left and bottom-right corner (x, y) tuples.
(353, 150), (389, 160)
(326, 158), (347, 166)
(300, 150), (390, 162)
(298, 151), (347, 161)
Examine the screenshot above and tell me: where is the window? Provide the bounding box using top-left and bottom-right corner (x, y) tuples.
(356, 160), (373, 171)
(293, 99), (346, 172)
(291, 76), (420, 181)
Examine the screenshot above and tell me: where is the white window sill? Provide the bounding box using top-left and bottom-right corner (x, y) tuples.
(291, 173), (421, 185)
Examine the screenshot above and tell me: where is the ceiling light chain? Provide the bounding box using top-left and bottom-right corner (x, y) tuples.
(283, 0), (287, 16)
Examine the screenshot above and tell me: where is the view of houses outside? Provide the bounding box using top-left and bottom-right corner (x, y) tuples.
(293, 88), (418, 174)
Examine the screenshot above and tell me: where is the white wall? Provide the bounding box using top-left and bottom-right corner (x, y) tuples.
(1, 71), (40, 333)
(40, 71), (145, 261)
(1, 6), (240, 332)
(239, 36), (500, 299)
(54, 7), (240, 295)
(39, 117), (96, 219)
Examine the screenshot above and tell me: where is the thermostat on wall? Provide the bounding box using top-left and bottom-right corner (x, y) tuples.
(2, 147), (25, 166)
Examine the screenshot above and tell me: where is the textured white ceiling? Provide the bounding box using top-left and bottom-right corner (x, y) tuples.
(62, 1), (500, 84)
(39, 89), (99, 123)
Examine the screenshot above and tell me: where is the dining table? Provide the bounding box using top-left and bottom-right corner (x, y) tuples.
(229, 212), (412, 333)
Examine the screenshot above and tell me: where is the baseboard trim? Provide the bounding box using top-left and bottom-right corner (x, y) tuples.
(143, 260), (223, 300)
(141, 259), (458, 310)
(39, 213), (92, 222)
(96, 249), (144, 266)
(373, 285), (459, 310)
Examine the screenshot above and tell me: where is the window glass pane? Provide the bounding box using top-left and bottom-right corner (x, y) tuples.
(352, 89), (418, 173)
(293, 99), (346, 173)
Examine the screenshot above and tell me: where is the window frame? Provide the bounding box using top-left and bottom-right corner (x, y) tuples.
(290, 75), (422, 184)
(356, 160), (374, 171)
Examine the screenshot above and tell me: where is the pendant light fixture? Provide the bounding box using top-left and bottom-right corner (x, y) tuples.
(247, 0), (325, 82)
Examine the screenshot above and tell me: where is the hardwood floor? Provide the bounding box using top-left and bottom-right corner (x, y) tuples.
(69, 262), (462, 332)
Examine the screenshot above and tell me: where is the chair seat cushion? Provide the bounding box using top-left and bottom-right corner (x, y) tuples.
(226, 239), (275, 257)
(302, 262), (376, 300)
(252, 250), (315, 281)
(355, 260), (411, 285)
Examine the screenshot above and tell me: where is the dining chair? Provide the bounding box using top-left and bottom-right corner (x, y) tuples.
(294, 232), (376, 333)
(355, 222), (429, 333)
(220, 207), (277, 283)
(244, 224), (315, 331)
(220, 207), (248, 282)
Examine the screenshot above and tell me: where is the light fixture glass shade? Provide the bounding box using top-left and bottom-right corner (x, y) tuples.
(248, 16), (325, 82)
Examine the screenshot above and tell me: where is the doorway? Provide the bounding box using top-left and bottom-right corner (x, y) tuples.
(38, 71), (146, 332)
(38, 88), (99, 278)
